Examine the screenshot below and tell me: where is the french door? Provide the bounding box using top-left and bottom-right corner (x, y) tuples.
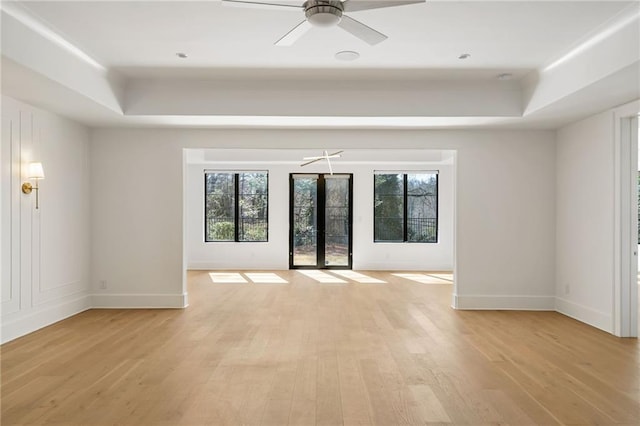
(289, 174), (353, 269)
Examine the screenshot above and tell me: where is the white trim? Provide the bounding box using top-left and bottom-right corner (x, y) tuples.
(188, 262), (284, 271)
(451, 151), (458, 308)
(455, 295), (555, 310)
(182, 149), (189, 300)
(91, 293), (188, 309)
(556, 297), (613, 333)
(1, 2), (106, 72)
(542, 3), (640, 72)
(613, 99), (640, 337)
(374, 170), (439, 175)
(1, 294), (92, 343)
(451, 292), (459, 309)
(354, 262), (453, 271)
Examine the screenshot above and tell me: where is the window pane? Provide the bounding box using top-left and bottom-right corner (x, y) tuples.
(205, 173), (235, 241)
(374, 174), (404, 241)
(238, 172), (268, 242)
(407, 173), (437, 242)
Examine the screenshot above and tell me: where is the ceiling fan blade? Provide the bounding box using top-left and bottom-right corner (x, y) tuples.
(342, 0), (425, 12)
(337, 15), (387, 45)
(301, 157), (323, 167)
(221, 0), (302, 10)
(275, 20), (313, 46)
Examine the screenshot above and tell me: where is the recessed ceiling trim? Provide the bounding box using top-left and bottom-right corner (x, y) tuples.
(2, 2), (106, 72)
(542, 3), (639, 72)
(131, 115), (519, 128)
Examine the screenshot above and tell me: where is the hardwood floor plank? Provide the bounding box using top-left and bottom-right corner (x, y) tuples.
(316, 354), (343, 426)
(408, 384), (451, 423)
(1, 270), (638, 426)
(337, 355), (372, 426)
(260, 361), (297, 426)
(288, 357), (317, 426)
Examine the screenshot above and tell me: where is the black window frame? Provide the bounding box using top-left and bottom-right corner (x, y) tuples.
(374, 171), (438, 243)
(204, 171), (269, 243)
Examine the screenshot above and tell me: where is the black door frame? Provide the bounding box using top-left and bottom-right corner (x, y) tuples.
(289, 173), (353, 270)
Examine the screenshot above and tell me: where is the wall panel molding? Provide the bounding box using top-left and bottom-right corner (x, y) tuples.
(1, 95), (92, 343)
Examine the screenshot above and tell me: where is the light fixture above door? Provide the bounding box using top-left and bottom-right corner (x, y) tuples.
(301, 150), (343, 174)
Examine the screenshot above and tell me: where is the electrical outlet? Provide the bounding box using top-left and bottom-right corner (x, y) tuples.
(99, 280), (107, 290)
(564, 284), (570, 295)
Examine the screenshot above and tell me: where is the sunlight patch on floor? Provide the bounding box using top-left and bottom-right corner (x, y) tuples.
(424, 272), (454, 283)
(298, 270), (347, 283)
(331, 270), (386, 283)
(208, 273), (248, 283)
(393, 273), (453, 284)
(245, 273), (288, 284)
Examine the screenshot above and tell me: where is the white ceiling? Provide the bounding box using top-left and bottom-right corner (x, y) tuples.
(15, 0), (631, 73)
(1, 0), (639, 129)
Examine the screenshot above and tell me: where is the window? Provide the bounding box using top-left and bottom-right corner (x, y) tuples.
(205, 171), (268, 242)
(374, 172), (438, 243)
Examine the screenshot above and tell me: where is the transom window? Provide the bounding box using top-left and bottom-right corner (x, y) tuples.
(205, 171), (268, 242)
(374, 172), (438, 243)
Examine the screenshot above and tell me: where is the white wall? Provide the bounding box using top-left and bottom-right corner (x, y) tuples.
(90, 130), (187, 308)
(556, 110), (616, 332)
(1, 96), (91, 343)
(91, 128), (556, 310)
(185, 149), (454, 271)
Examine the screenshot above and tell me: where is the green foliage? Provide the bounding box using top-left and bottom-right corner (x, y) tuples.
(374, 174), (404, 240)
(208, 221), (234, 241)
(292, 177), (317, 246)
(205, 172), (269, 242)
(408, 224), (437, 243)
(240, 222), (268, 242)
(374, 173), (438, 242)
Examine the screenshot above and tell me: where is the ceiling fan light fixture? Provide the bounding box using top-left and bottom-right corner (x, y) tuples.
(335, 50), (360, 61)
(304, 0), (343, 27)
(496, 73), (514, 80)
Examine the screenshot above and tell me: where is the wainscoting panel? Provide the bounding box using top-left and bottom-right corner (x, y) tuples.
(1, 96), (91, 343)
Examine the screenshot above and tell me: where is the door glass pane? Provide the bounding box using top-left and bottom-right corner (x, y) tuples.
(325, 176), (350, 266)
(293, 177), (317, 266)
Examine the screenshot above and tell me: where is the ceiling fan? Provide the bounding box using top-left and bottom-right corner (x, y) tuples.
(301, 150), (343, 174)
(221, 0), (425, 46)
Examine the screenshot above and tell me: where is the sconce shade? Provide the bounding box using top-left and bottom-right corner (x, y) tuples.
(28, 162), (45, 179)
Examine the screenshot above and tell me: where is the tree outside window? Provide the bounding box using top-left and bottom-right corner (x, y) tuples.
(205, 171), (268, 242)
(374, 172), (438, 243)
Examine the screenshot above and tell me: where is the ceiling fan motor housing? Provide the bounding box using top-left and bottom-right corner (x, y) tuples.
(304, 0), (343, 27)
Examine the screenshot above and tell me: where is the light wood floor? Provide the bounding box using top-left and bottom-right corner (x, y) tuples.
(2, 270), (639, 426)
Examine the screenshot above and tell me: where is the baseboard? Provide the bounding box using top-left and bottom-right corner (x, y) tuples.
(91, 293), (188, 309)
(555, 297), (612, 333)
(353, 263), (454, 271)
(1, 294), (92, 344)
(454, 295), (555, 310)
(188, 262), (286, 270)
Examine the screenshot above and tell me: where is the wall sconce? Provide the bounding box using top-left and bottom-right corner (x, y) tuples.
(22, 162), (45, 209)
